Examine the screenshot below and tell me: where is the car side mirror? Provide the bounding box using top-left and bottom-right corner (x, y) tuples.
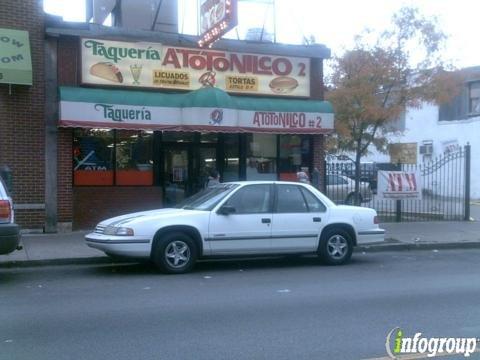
(218, 205), (236, 215)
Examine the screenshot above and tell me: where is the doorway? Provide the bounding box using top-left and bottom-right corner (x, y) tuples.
(162, 144), (217, 206)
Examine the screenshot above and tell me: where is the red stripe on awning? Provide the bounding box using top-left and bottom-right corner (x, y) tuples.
(59, 120), (333, 134)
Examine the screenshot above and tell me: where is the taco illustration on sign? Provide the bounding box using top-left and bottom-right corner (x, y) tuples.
(269, 76), (298, 94)
(89, 62), (123, 83)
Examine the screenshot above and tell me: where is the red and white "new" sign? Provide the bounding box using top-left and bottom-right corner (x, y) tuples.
(377, 171), (422, 200)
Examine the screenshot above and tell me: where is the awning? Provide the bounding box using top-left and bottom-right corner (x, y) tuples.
(59, 86), (334, 134)
(0, 28), (32, 86)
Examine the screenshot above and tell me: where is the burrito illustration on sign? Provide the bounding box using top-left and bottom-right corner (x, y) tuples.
(89, 62), (124, 83)
(269, 76), (299, 94)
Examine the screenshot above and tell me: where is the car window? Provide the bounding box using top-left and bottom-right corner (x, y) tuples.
(0, 178), (7, 198)
(224, 184), (271, 214)
(177, 184), (239, 211)
(337, 176), (348, 185)
(327, 175), (348, 185)
(275, 185), (308, 213)
(300, 187), (327, 212)
(326, 175), (335, 185)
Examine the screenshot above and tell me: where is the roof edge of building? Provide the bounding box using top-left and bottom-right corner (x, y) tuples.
(45, 21), (331, 59)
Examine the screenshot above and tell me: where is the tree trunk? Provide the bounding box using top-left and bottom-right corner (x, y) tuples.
(354, 138), (362, 206)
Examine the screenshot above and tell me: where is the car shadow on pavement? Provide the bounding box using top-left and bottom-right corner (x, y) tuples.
(85, 254), (380, 276)
(0, 270), (32, 285)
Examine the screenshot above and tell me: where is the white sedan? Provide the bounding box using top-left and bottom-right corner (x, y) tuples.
(85, 181), (384, 273)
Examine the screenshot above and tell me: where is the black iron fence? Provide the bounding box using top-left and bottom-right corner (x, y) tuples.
(324, 145), (471, 222)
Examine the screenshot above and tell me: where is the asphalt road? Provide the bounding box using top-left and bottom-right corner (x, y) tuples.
(1, 250), (480, 360)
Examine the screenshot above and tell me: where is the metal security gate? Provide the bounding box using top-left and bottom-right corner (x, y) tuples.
(324, 145), (471, 222)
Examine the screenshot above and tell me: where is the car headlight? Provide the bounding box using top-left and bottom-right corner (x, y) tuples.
(115, 227), (134, 236)
(104, 226), (134, 236)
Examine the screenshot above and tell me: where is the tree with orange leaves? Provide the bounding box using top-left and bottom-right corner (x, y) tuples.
(326, 7), (461, 205)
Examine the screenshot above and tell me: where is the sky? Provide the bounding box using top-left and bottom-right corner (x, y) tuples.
(43, 0), (479, 70)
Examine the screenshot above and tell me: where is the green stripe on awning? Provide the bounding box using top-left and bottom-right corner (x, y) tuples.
(59, 86), (334, 113)
(60, 86), (184, 107)
(235, 95), (333, 113)
(0, 28), (32, 85)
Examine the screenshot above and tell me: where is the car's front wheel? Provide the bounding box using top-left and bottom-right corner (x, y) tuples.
(152, 232), (197, 274)
(318, 228), (353, 265)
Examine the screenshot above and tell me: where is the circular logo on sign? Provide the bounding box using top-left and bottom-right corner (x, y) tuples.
(210, 109), (223, 125)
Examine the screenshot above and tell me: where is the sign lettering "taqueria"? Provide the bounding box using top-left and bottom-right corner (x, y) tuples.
(84, 40), (161, 63)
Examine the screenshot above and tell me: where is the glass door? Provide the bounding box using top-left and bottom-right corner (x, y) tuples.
(163, 148), (189, 207)
(192, 146), (217, 194)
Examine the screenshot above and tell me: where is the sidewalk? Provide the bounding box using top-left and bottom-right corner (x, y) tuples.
(2, 218), (480, 267)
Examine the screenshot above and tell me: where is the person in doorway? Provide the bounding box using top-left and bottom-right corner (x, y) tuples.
(206, 169), (221, 188)
(296, 166), (310, 184)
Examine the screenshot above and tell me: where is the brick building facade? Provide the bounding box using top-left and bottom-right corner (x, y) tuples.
(0, 0), (46, 229)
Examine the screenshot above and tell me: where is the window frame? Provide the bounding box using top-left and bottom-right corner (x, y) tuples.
(469, 81), (480, 116)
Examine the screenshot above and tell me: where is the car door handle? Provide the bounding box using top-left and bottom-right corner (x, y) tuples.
(313, 217), (321, 222)
(261, 218), (271, 224)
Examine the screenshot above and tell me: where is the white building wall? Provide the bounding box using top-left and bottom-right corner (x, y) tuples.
(361, 103), (480, 199)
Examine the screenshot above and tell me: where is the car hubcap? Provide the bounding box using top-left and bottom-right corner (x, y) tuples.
(327, 235), (348, 259)
(165, 240), (190, 268)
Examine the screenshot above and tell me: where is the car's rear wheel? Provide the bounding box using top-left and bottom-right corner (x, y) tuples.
(152, 232), (197, 274)
(318, 228), (353, 265)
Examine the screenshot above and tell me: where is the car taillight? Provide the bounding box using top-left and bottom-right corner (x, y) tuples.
(373, 215), (379, 224)
(0, 200), (12, 223)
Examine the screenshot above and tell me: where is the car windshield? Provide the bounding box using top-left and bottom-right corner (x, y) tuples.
(175, 183), (239, 211)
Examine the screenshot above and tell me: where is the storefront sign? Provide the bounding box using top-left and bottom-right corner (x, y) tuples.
(377, 170), (422, 200)
(441, 139), (461, 154)
(198, 0), (238, 48)
(60, 86), (333, 133)
(0, 28), (32, 85)
(81, 38), (310, 97)
(61, 101), (333, 133)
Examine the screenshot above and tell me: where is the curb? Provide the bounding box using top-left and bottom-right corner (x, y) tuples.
(356, 241), (480, 253)
(2, 241), (480, 268)
(0, 256), (118, 269)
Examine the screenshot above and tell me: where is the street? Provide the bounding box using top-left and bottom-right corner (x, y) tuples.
(2, 249), (480, 360)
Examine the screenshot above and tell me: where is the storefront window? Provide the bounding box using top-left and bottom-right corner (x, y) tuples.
(73, 129), (153, 186)
(200, 132), (218, 143)
(246, 134), (277, 180)
(223, 134), (240, 182)
(116, 131), (153, 186)
(73, 129), (114, 185)
(278, 135), (311, 181)
(162, 131), (195, 143)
